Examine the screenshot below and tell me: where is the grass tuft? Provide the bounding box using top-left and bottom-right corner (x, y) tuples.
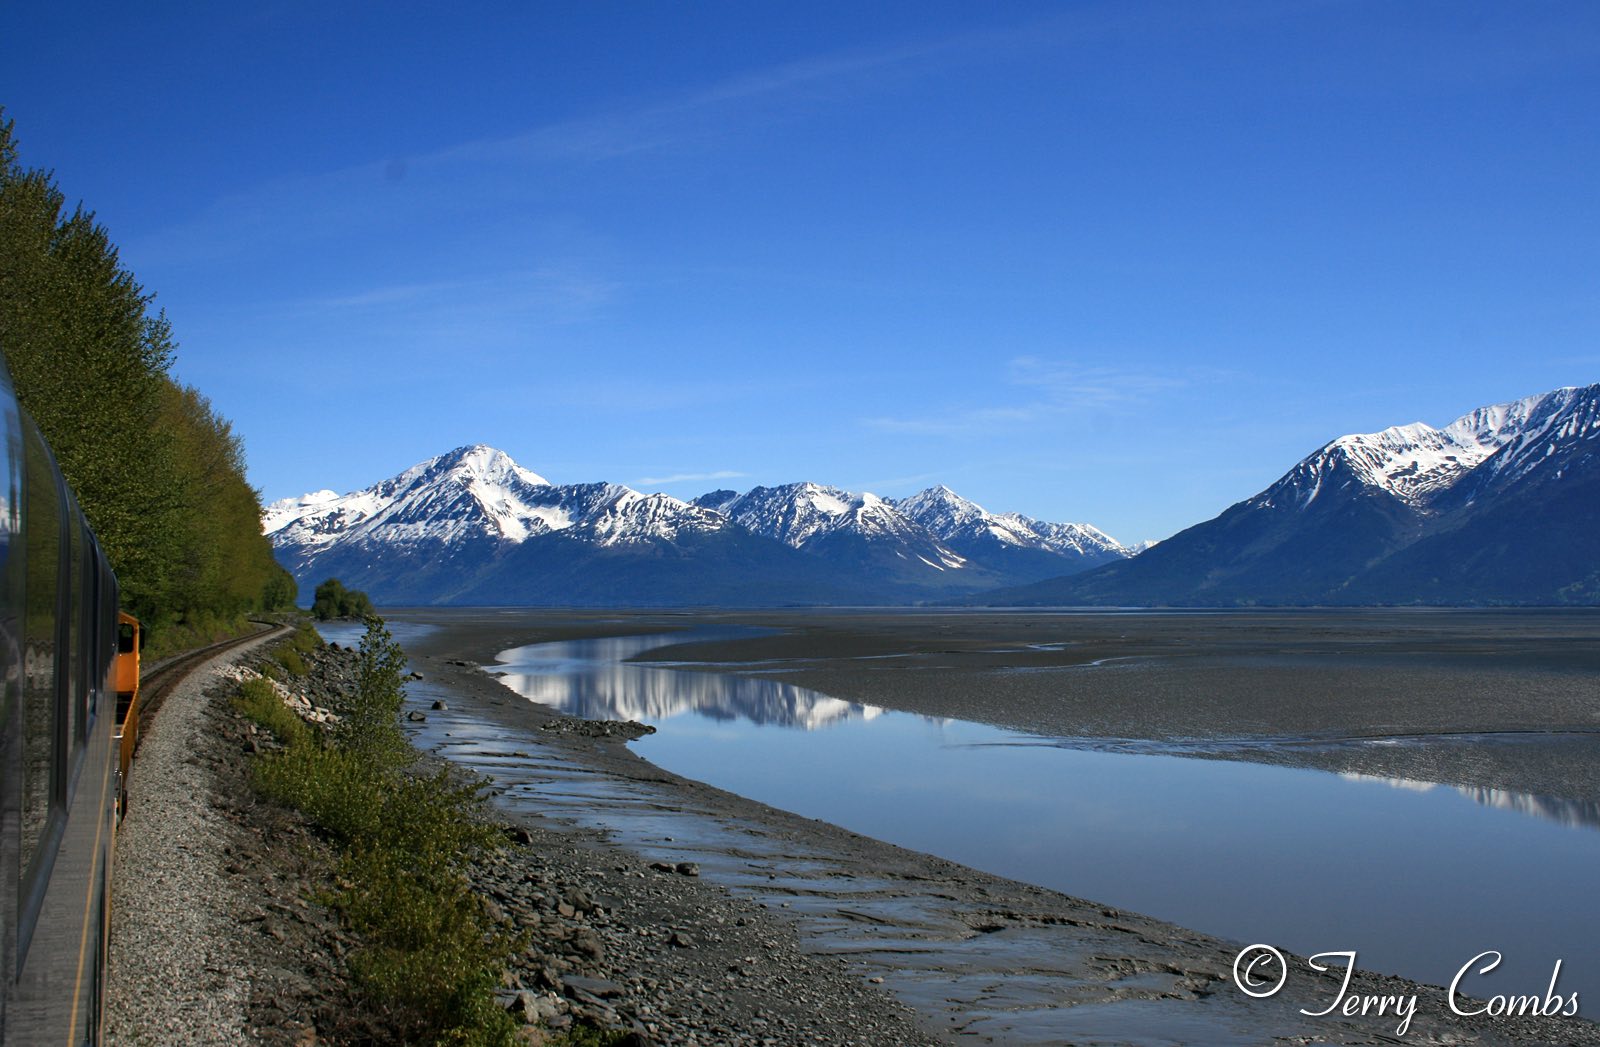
(232, 675), (311, 748)
(271, 644), (308, 677)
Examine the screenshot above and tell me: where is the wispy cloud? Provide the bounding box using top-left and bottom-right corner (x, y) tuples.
(1006, 357), (1190, 408)
(135, 2), (1311, 279)
(306, 266), (618, 317)
(637, 470), (747, 486)
(436, 36), (965, 170)
(865, 357), (1222, 436)
(134, 20), (1033, 273)
(851, 469), (947, 493)
(865, 406), (1041, 437)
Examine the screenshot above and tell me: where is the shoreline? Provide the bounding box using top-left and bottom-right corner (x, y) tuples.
(389, 607), (1600, 1045)
(395, 605), (1600, 803)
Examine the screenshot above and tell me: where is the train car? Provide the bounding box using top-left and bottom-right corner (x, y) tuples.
(0, 353), (122, 1045)
(112, 613), (140, 820)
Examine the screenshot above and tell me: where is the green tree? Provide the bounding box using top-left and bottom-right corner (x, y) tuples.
(340, 617), (412, 768)
(1, 110), (286, 641)
(0, 111), (185, 618)
(159, 381), (283, 616)
(312, 578), (375, 620)
(261, 564), (298, 611)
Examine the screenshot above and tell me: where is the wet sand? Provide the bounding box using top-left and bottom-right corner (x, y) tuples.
(390, 607), (1600, 1045)
(627, 608), (1600, 804)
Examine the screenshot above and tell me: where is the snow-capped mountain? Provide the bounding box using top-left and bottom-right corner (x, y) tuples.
(895, 485), (1127, 565)
(267, 445), (558, 552)
(267, 446), (742, 604)
(994, 384), (1600, 606)
(268, 446), (1128, 606)
(709, 483), (956, 557)
(263, 489), (343, 534)
(1441, 385), (1600, 505)
(1248, 388), (1568, 514)
(700, 482), (969, 579)
(267, 445), (727, 563)
(1232, 386), (1600, 530)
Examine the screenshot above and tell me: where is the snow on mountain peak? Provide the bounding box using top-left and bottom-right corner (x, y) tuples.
(447, 443), (551, 488)
(1316, 421), (1494, 505)
(262, 490), (342, 534)
(1453, 385), (1600, 494)
(709, 482), (966, 568)
(265, 445), (564, 546)
(718, 482), (876, 548)
(895, 486), (1129, 559)
(266, 445), (745, 562)
(269, 445), (1137, 592)
(587, 491), (725, 547)
(1274, 385), (1600, 511)
(895, 485), (987, 528)
(393, 444), (550, 493)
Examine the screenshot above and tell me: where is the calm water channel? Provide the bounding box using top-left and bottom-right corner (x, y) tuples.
(482, 627), (1600, 1008)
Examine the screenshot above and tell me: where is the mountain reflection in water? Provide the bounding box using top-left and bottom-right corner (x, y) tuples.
(1341, 772), (1600, 831)
(490, 632), (886, 729)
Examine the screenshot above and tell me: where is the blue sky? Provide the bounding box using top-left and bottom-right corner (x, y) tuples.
(6, 1), (1598, 544)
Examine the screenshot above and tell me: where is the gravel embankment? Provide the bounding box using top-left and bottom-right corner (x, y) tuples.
(104, 629), (942, 1046)
(104, 629), (291, 1046)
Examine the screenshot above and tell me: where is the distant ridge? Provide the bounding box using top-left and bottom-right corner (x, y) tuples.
(986, 384), (1600, 607)
(265, 446), (1128, 606)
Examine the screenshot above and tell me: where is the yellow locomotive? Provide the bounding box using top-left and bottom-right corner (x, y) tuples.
(0, 354), (137, 1045)
(113, 612), (140, 820)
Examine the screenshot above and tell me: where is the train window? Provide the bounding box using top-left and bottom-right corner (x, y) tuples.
(0, 383), (16, 998)
(81, 547), (94, 737)
(0, 423), (14, 732)
(65, 505), (83, 751)
(19, 427), (62, 884)
(84, 543), (102, 734)
(104, 560), (117, 709)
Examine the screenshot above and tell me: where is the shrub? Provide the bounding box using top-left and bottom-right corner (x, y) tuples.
(232, 676), (310, 748)
(244, 618), (518, 1046)
(290, 620), (321, 654)
(272, 645), (308, 677)
(551, 1026), (635, 1047)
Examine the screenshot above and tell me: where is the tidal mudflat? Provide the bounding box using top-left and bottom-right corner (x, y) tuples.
(360, 607), (1600, 1045)
(632, 609), (1600, 802)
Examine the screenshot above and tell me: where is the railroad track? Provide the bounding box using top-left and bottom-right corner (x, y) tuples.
(136, 621), (290, 738)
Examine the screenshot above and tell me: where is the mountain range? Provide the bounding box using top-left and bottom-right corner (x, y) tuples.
(267, 383), (1600, 607)
(989, 383), (1600, 606)
(264, 446), (1130, 606)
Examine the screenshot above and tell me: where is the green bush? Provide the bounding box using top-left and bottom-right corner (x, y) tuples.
(256, 745), (389, 842)
(245, 619), (518, 1046)
(232, 676), (310, 748)
(272, 645), (308, 677)
(290, 620), (321, 654)
(340, 843), (519, 1045)
(551, 1026), (636, 1047)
